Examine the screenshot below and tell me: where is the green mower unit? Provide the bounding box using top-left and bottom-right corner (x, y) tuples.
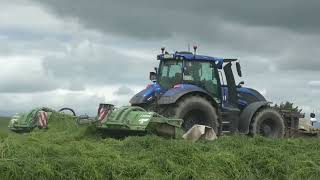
(8, 107), (55, 132)
(8, 107), (76, 132)
(93, 104), (184, 138)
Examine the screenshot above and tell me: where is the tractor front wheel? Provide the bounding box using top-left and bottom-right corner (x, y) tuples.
(169, 95), (218, 133)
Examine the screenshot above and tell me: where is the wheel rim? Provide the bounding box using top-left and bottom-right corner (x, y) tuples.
(182, 109), (208, 130)
(258, 118), (281, 137)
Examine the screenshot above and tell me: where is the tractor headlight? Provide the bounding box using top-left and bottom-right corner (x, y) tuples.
(163, 54), (174, 59)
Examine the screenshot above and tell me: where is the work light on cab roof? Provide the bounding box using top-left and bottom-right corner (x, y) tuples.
(157, 47), (229, 69)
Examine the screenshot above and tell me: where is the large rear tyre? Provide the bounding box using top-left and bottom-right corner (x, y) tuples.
(169, 95), (218, 133)
(250, 107), (285, 138)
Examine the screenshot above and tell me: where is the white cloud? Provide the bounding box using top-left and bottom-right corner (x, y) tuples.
(0, 84), (145, 116)
(0, 55), (61, 92)
(0, 90), (103, 116)
(0, 1), (63, 32)
(308, 81), (320, 87)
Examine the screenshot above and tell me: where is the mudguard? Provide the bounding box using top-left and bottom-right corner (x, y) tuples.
(157, 84), (216, 105)
(238, 101), (268, 134)
(130, 83), (163, 105)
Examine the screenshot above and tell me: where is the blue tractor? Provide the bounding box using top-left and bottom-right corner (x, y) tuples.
(130, 47), (285, 137)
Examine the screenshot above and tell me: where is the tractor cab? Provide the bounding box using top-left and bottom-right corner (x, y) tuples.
(153, 48), (242, 110)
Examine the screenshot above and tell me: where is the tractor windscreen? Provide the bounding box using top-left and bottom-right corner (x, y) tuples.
(158, 59), (219, 97)
(158, 60), (183, 89)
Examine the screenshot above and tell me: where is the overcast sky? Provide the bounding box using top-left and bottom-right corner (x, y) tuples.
(0, 0), (319, 116)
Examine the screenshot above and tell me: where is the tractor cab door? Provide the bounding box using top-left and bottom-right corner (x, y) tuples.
(221, 62), (240, 133)
(223, 62), (238, 107)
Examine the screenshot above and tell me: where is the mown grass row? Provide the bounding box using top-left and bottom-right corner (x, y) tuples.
(1, 113), (320, 180)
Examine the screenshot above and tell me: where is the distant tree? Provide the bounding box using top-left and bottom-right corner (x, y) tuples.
(273, 101), (302, 113)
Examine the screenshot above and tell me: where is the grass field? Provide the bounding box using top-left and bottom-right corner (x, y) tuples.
(0, 116), (9, 137)
(1, 113), (320, 180)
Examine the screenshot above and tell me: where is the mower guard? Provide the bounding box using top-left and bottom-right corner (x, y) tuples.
(95, 105), (184, 138)
(8, 107), (55, 132)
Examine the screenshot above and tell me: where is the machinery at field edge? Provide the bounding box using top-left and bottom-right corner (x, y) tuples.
(9, 47), (315, 139)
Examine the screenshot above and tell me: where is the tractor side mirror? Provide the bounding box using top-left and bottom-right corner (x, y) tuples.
(236, 62), (242, 77)
(237, 81), (245, 87)
(149, 72), (157, 82)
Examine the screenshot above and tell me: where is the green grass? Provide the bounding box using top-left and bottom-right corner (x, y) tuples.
(1, 113), (320, 180)
(0, 116), (10, 137)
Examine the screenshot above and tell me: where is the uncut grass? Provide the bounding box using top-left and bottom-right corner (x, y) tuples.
(1, 113), (320, 180)
(0, 116), (10, 138)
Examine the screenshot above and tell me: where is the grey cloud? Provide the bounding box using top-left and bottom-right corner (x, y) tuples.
(113, 86), (134, 96)
(0, 79), (58, 93)
(308, 81), (320, 87)
(277, 40), (320, 71)
(242, 70), (320, 115)
(34, 0), (320, 73)
(35, 0), (320, 39)
(0, 34), (69, 56)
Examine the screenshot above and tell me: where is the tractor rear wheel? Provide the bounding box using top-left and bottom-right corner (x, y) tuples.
(250, 107), (285, 138)
(168, 95), (218, 133)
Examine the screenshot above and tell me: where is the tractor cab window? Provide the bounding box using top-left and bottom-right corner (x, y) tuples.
(158, 60), (183, 89)
(183, 61), (219, 97)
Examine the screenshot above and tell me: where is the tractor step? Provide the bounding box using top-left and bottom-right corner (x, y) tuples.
(221, 130), (232, 135)
(222, 130), (231, 133)
(220, 107), (240, 134)
(222, 121), (231, 124)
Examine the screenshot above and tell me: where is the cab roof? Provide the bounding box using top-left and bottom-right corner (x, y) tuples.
(157, 51), (237, 69)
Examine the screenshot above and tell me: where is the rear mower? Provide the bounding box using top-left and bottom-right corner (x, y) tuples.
(8, 107), (76, 132)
